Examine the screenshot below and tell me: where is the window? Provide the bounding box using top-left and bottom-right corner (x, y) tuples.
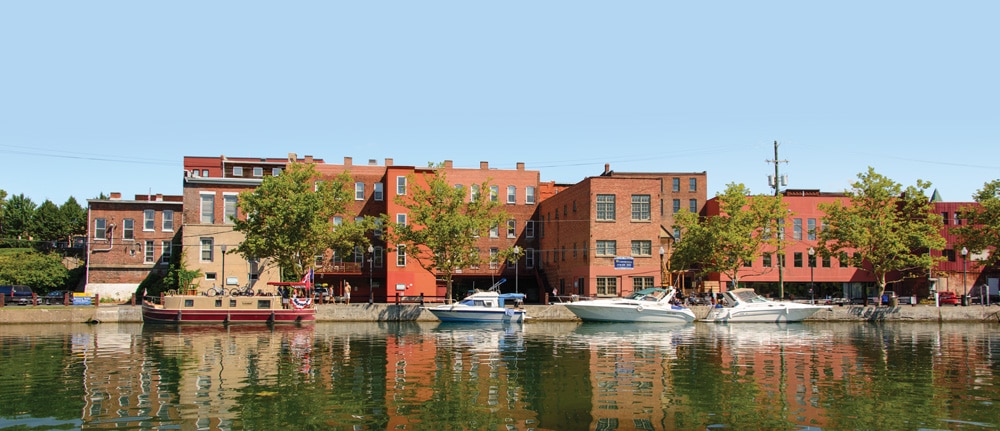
(224, 194), (238, 224)
(673, 227), (682, 242)
(332, 216), (343, 226)
(839, 252), (849, 268)
(633, 277), (654, 290)
(470, 184), (480, 201)
(143, 210), (155, 231)
(161, 241), (172, 263)
(396, 245), (406, 266)
(763, 253), (772, 267)
(525, 248), (535, 269)
(808, 252), (817, 268)
(374, 219), (383, 239)
(163, 210), (174, 231)
(200, 193), (215, 224)
(597, 277), (617, 296)
(374, 246), (384, 268)
(941, 212), (949, 225)
(688, 199), (697, 213)
(272, 167), (282, 176)
(490, 185), (499, 202)
(95, 218), (107, 240)
(396, 176), (407, 195)
(673, 199), (681, 213)
(807, 218), (817, 241)
(525, 220), (535, 238)
(955, 212), (962, 225)
(489, 223), (499, 238)
(672, 177), (680, 192)
(144, 240), (154, 264)
(793, 218), (803, 240)
(689, 178), (697, 192)
(506, 219), (516, 238)
(489, 248), (499, 269)
(232, 166), (243, 177)
(122, 218), (134, 240)
(396, 213), (407, 226)
(597, 194), (616, 221)
(374, 183), (384, 201)
(596, 240), (616, 256)
(253, 167), (263, 177)
(355, 182), (365, 200)
(631, 195), (651, 221)
(201, 169), (209, 177)
(944, 249), (956, 262)
(525, 186), (536, 204)
(631, 240), (652, 257)
(822, 255), (831, 268)
(200, 238), (214, 262)
(793, 252), (803, 267)
(507, 185), (516, 204)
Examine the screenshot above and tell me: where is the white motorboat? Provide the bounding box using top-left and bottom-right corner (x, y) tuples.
(425, 289), (528, 323)
(704, 288), (831, 323)
(562, 287), (696, 323)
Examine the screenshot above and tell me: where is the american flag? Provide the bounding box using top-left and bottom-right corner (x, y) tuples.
(301, 268), (313, 287)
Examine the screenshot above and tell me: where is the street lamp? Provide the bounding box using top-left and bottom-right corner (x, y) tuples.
(659, 246), (666, 287)
(368, 245), (375, 304)
(808, 247), (815, 305)
(220, 244), (227, 293)
(512, 246), (520, 294)
(961, 246), (968, 306)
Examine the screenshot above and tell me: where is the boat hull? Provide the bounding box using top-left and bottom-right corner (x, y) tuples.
(142, 295), (315, 324)
(705, 304), (828, 323)
(426, 307), (526, 323)
(564, 302), (696, 323)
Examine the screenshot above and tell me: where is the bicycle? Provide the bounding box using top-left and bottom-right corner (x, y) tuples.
(205, 284), (226, 296)
(229, 284), (255, 296)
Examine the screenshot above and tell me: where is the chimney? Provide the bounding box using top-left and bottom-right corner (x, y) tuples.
(604, 163), (610, 175)
(368, 159), (377, 166)
(304, 155), (313, 163)
(444, 160), (453, 168)
(516, 162), (524, 171)
(480, 161), (489, 170)
(110, 192), (122, 200)
(385, 158), (394, 166)
(344, 156), (353, 166)
(287, 152), (297, 162)
(155, 194), (163, 202)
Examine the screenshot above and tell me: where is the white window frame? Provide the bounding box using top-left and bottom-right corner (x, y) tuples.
(122, 218), (134, 240)
(200, 238), (214, 262)
(596, 240), (616, 256)
(144, 240), (155, 264)
(272, 167), (282, 176)
(525, 220), (535, 238)
(143, 209), (155, 231)
(490, 185), (499, 202)
(489, 247), (499, 270)
(374, 183), (384, 201)
(506, 185), (516, 204)
(253, 167), (263, 177)
(95, 218), (107, 240)
(396, 244), (406, 266)
(525, 186), (535, 205)
(232, 166), (243, 177)
(396, 213), (407, 226)
(355, 182), (365, 200)
(200, 192), (215, 224)
(525, 248), (535, 269)
(397, 176), (407, 195)
(489, 223), (499, 238)
(161, 240), (172, 263)
(506, 219), (516, 238)
(223, 193), (238, 225)
(162, 210), (174, 231)
(470, 184), (480, 202)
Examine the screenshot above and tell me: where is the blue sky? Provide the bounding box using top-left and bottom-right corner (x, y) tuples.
(2, 1), (998, 206)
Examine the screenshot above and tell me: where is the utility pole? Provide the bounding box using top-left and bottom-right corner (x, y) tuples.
(766, 141), (788, 299)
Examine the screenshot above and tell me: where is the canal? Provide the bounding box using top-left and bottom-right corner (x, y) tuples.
(0, 321), (997, 430)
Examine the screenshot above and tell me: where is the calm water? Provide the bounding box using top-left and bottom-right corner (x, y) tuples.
(0, 321), (998, 431)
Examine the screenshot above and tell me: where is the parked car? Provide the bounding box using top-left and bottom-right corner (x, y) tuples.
(0, 285), (35, 305)
(44, 290), (72, 305)
(938, 291), (960, 306)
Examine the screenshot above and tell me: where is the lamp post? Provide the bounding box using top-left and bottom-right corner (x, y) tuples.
(808, 247), (815, 305)
(513, 246), (520, 293)
(220, 244), (227, 293)
(961, 246), (968, 306)
(659, 246), (666, 287)
(368, 245), (375, 304)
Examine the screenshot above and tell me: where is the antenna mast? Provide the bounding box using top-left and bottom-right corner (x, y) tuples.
(766, 141), (788, 299)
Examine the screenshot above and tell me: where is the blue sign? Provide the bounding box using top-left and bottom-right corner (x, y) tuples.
(613, 257), (634, 270)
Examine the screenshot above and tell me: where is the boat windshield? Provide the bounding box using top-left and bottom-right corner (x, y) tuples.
(731, 290), (770, 304)
(626, 288), (667, 301)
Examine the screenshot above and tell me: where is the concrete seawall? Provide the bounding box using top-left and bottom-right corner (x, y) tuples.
(2, 303), (1000, 324)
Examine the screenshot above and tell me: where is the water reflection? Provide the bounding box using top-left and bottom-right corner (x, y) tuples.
(0, 322), (997, 430)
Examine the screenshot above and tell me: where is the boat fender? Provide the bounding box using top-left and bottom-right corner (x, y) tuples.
(636, 305), (644, 312)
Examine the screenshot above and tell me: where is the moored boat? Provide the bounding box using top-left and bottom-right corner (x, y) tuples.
(703, 288), (831, 323)
(425, 289), (527, 323)
(562, 286), (696, 323)
(142, 294), (315, 324)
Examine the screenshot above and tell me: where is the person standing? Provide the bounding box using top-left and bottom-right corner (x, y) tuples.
(344, 282), (351, 304)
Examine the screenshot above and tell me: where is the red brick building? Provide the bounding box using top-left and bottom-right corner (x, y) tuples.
(86, 192), (183, 300)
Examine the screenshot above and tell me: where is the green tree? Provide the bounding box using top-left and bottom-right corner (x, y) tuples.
(954, 180), (1000, 268)
(0, 189), (7, 236)
(2, 193), (36, 241)
(59, 196), (87, 243)
(0, 250), (69, 292)
(387, 164), (508, 302)
(819, 167), (944, 299)
(161, 249), (203, 293)
(31, 199), (64, 243)
(671, 183), (787, 289)
(232, 162), (353, 282)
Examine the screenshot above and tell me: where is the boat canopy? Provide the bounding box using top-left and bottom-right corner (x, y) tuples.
(497, 292), (526, 307)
